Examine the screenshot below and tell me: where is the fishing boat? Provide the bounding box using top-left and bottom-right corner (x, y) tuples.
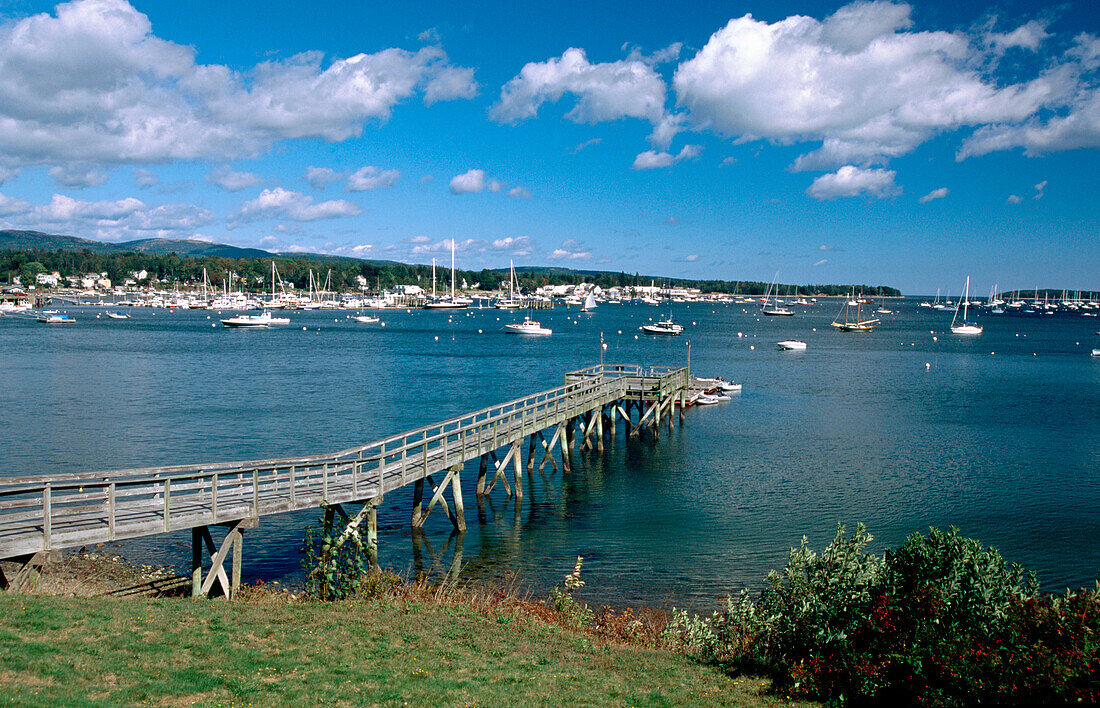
(777, 340), (807, 350)
(640, 316), (683, 335)
(832, 295), (879, 332)
(220, 311), (288, 328)
(105, 311), (130, 319)
(37, 313), (76, 324)
(950, 276), (983, 335)
(503, 316), (552, 335)
(425, 239), (468, 310)
(761, 271), (794, 316)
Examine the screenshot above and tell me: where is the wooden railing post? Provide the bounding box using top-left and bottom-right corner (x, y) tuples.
(108, 482), (116, 541)
(163, 479), (171, 531)
(211, 473), (219, 521)
(42, 483), (51, 548)
(252, 470), (259, 515)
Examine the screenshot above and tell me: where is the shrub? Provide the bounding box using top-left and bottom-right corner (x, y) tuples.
(665, 525), (1100, 705)
(300, 514), (369, 601)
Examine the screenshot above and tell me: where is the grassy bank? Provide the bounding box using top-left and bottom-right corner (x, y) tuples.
(0, 590), (807, 707)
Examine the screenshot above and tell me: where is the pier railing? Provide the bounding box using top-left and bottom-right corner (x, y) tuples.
(0, 365), (688, 560)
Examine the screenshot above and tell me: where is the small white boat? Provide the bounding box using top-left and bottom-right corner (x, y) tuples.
(695, 394), (720, 405)
(105, 311), (130, 320)
(950, 276), (983, 335)
(503, 316), (552, 335)
(220, 310), (288, 328)
(777, 340), (807, 350)
(353, 315), (380, 323)
(716, 381), (743, 393)
(37, 313), (76, 324)
(640, 318), (683, 335)
(1092, 349), (1100, 358)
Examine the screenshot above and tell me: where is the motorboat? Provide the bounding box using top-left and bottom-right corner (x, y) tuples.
(37, 313), (76, 324)
(503, 316), (552, 335)
(353, 315), (380, 323)
(220, 311), (288, 328)
(777, 340), (807, 350)
(640, 317), (683, 335)
(105, 311), (130, 319)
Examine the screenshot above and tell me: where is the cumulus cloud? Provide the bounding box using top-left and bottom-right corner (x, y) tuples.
(305, 166), (341, 189)
(806, 165), (900, 199)
(550, 247), (591, 260)
(491, 236), (533, 256)
(49, 165), (107, 188)
(206, 166), (262, 191)
(0, 191), (216, 239)
(632, 144), (701, 169)
(133, 168), (159, 188)
(1007, 194), (1023, 204)
(234, 187), (361, 223)
(491, 47), (669, 128)
(347, 166), (399, 191)
(674, 2), (1082, 170)
(1033, 180), (1047, 199)
(0, 0), (477, 169)
(507, 187), (531, 198)
(919, 187), (949, 203)
(986, 20), (1049, 54)
(450, 169), (487, 194)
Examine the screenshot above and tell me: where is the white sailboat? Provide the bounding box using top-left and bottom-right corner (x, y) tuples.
(497, 260), (523, 309)
(950, 276), (983, 335)
(761, 271), (794, 316)
(581, 291), (597, 313)
(425, 239), (468, 310)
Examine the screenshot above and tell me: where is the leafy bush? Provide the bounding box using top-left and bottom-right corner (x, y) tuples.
(300, 515), (369, 601)
(666, 525), (1100, 705)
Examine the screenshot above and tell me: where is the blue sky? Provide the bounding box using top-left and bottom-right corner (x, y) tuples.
(0, 0), (1096, 294)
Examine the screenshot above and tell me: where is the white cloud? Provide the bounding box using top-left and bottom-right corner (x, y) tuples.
(674, 2), (1080, 169)
(491, 47), (668, 127)
(813, 259), (829, 266)
(683, 253), (698, 261)
(418, 28), (440, 43)
(206, 166), (262, 191)
(632, 144), (701, 169)
(986, 21), (1049, 54)
(0, 193), (32, 215)
(0, 0), (477, 168)
(347, 166), (399, 191)
(491, 236), (533, 256)
(569, 138), (602, 154)
(487, 179), (504, 193)
(407, 234), (431, 244)
(305, 166), (341, 189)
(49, 165), (107, 188)
(550, 241), (591, 260)
(0, 191), (216, 239)
(235, 187), (361, 223)
(450, 169), (486, 194)
(918, 187), (949, 203)
(507, 187), (531, 198)
(1007, 194), (1023, 204)
(806, 165), (899, 199)
(133, 168), (159, 187)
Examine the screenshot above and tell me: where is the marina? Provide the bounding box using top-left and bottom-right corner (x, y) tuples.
(2, 299), (1098, 608)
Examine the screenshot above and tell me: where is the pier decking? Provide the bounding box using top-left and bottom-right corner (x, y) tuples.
(0, 364), (693, 596)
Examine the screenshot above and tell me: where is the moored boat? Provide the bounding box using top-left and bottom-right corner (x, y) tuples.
(777, 340), (807, 350)
(503, 316), (552, 335)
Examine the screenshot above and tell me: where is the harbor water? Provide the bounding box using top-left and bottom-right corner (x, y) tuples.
(2, 301), (1098, 610)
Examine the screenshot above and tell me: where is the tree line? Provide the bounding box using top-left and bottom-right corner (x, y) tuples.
(0, 248), (902, 297)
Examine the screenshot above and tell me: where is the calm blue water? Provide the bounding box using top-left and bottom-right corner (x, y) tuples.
(2, 302), (1098, 609)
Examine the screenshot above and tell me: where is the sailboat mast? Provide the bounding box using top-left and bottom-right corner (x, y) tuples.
(432, 258), (436, 297)
(451, 239), (456, 298)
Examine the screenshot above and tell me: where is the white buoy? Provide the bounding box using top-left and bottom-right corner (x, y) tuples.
(750, 345), (755, 350)
(434, 336), (439, 341)
(212, 323), (216, 328)
(737, 332), (743, 337)
(302, 326), (307, 330)
(380, 322), (385, 327)
(925, 362), (930, 370)
(478, 329), (483, 333)
(932, 336), (938, 342)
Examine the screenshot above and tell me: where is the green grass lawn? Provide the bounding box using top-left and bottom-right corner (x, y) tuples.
(0, 594), (809, 707)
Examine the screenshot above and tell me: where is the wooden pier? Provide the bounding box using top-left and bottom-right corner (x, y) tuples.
(0, 364), (692, 597)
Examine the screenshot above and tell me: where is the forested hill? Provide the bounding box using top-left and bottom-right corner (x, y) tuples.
(0, 230), (902, 296)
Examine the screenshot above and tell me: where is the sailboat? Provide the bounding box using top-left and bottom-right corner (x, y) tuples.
(761, 271), (794, 316)
(832, 292), (880, 332)
(950, 276), (983, 335)
(425, 239), (468, 310)
(496, 260), (523, 309)
(580, 291), (597, 313)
